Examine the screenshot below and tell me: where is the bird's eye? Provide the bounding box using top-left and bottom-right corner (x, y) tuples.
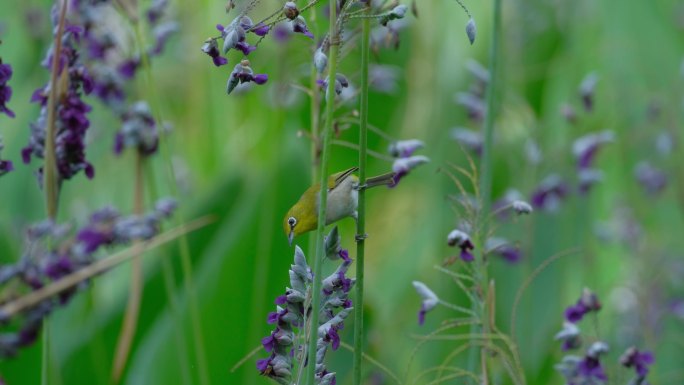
(288, 217), (297, 227)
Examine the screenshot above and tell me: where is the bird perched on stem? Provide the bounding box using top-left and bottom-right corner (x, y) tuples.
(283, 167), (395, 245)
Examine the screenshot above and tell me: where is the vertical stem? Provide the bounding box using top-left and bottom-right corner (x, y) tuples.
(132, 20), (210, 385)
(305, 7), (340, 385)
(111, 154), (145, 383)
(42, 2), (69, 383)
(473, 0), (502, 381)
(44, 0), (68, 220)
(352, 7), (370, 385)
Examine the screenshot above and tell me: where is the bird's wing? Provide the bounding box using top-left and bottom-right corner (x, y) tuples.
(327, 167), (359, 190)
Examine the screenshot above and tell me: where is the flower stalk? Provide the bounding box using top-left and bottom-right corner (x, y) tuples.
(352, 6), (371, 385)
(471, 0), (502, 379)
(305, 3), (340, 384)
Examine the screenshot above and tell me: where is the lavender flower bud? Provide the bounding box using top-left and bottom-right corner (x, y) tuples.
(554, 322), (582, 351)
(314, 48), (328, 74)
(572, 130), (614, 170)
(283, 2), (299, 19)
(292, 16), (313, 39)
(586, 341), (609, 358)
(466, 18), (476, 45)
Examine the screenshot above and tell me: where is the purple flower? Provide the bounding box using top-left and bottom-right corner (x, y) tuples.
(118, 58), (141, 79)
(256, 354), (274, 373)
(150, 22), (178, 56)
(578, 168), (603, 194)
(454, 92), (485, 122)
(390, 155), (429, 187)
(554, 322), (582, 351)
(226, 60), (268, 94)
(579, 72), (599, 112)
(0, 159), (13, 176)
(146, 0), (169, 25)
(261, 331), (277, 352)
(447, 229), (475, 262)
(292, 16), (314, 39)
(564, 288), (602, 323)
(572, 130), (614, 170)
(531, 175), (569, 212)
(412, 281), (438, 325)
(620, 347), (654, 378)
(325, 325), (341, 350)
(451, 127), (482, 155)
(388, 139), (424, 158)
(251, 23), (271, 36)
(0, 63), (15, 118)
(577, 356), (607, 381)
(635, 161), (667, 196)
(113, 101), (158, 157)
(201, 39), (228, 67)
(275, 295), (287, 305)
(235, 41), (257, 56)
(338, 249), (350, 262)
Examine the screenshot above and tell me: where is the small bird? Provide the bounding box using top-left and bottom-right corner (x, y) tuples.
(284, 167), (395, 245)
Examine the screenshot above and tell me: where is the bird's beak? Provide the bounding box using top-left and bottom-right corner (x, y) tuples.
(288, 229), (294, 246)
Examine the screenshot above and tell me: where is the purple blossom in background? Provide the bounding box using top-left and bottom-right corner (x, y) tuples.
(447, 229), (474, 262)
(564, 288), (602, 323)
(388, 139), (424, 158)
(0, 200), (176, 357)
(0, 139), (13, 177)
(454, 92), (485, 122)
(554, 322), (582, 351)
(635, 161), (667, 196)
(578, 168), (603, 194)
(572, 130), (614, 170)
(412, 281), (438, 325)
(555, 341), (609, 385)
(560, 103), (577, 124)
(486, 238), (521, 263)
(369, 64), (399, 94)
(620, 347), (654, 379)
(579, 72), (599, 112)
(451, 127), (482, 155)
(531, 174), (569, 212)
(113, 101), (158, 156)
(0, 62), (15, 118)
(389, 155), (429, 187)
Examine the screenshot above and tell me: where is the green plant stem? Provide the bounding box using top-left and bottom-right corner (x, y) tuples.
(305, 7), (340, 385)
(145, 163), (192, 385)
(111, 153), (145, 383)
(42, 2), (69, 383)
(352, 8), (370, 385)
(472, 0), (503, 381)
(132, 20), (210, 385)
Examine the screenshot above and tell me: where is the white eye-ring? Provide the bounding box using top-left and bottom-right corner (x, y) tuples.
(288, 217), (297, 227)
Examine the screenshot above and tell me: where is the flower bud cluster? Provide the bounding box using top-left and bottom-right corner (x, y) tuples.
(257, 228), (354, 384)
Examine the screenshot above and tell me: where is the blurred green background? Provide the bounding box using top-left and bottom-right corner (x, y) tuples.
(1, 0), (683, 383)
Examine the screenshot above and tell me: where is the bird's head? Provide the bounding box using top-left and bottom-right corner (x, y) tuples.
(283, 202), (317, 246)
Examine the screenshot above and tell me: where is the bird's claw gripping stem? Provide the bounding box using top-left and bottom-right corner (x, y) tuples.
(355, 233), (368, 242)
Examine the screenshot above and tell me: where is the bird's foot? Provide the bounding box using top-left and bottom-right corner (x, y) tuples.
(353, 183), (367, 191)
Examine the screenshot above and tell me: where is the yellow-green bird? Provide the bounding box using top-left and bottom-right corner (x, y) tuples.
(284, 167), (396, 245)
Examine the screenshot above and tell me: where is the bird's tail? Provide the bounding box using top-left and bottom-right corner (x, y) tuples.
(365, 172), (396, 188)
